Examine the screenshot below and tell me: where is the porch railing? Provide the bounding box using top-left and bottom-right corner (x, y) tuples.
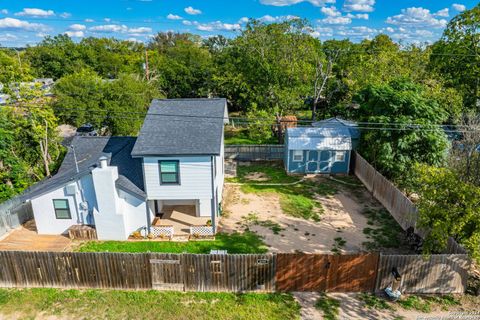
(151, 225), (174, 239)
(190, 225), (215, 236)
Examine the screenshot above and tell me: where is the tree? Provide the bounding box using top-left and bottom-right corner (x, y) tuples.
(0, 49), (31, 85)
(53, 69), (106, 128)
(0, 86), (63, 201)
(430, 4), (480, 112)
(409, 164), (480, 262)
(245, 103), (275, 143)
(24, 34), (85, 79)
(355, 78), (450, 180)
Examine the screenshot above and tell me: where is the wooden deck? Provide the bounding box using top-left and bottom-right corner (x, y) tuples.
(153, 205), (210, 235)
(0, 220), (71, 252)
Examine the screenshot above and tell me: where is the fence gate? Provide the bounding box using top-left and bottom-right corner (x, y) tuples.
(150, 254), (184, 291)
(275, 253), (379, 292)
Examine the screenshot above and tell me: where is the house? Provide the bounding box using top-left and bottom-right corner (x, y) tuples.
(284, 118), (360, 174)
(22, 98), (228, 240)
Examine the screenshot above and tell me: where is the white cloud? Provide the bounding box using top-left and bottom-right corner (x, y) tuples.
(196, 21), (240, 32)
(182, 20), (193, 26)
(452, 3), (466, 11)
(386, 7), (447, 28)
(85, 19), (94, 23)
(321, 16), (352, 25)
(128, 27), (152, 33)
(435, 8), (449, 17)
(385, 27), (394, 33)
(60, 12), (71, 18)
(336, 26), (378, 39)
(321, 6), (341, 17)
(68, 24), (86, 31)
(238, 17), (249, 24)
(89, 24), (152, 34)
(0, 17), (49, 31)
(65, 31), (84, 38)
(308, 26), (334, 37)
(90, 24), (129, 33)
(258, 14), (299, 22)
(104, 18), (111, 22)
(343, 0), (375, 12)
(260, 0), (335, 7)
(167, 14), (182, 20)
(184, 6), (202, 15)
(0, 33), (17, 41)
(127, 37), (144, 43)
(346, 13), (369, 19)
(15, 8), (55, 17)
(1, 9), (8, 15)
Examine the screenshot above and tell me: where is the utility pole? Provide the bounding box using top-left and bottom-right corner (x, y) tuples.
(145, 49), (150, 81)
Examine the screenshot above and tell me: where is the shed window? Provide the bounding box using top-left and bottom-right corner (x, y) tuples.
(335, 151), (346, 162)
(53, 199), (71, 219)
(292, 150), (303, 162)
(159, 160), (180, 184)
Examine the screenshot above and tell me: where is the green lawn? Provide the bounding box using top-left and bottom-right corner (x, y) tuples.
(76, 232), (268, 253)
(0, 288), (301, 320)
(224, 127), (277, 145)
(228, 163), (338, 221)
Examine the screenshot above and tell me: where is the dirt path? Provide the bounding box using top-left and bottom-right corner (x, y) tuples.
(220, 184), (371, 253)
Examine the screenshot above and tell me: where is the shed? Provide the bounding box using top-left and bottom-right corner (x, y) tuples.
(284, 126), (354, 174)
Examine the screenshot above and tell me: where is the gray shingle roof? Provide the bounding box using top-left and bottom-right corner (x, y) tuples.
(22, 136), (145, 201)
(131, 98), (227, 157)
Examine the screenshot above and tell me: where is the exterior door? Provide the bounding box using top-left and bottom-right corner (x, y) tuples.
(306, 151), (319, 173)
(319, 151), (332, 173)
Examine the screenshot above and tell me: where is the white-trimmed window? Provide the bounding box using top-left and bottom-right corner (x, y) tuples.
(335, 151), (346, 162)
(292, 150), (303, 162)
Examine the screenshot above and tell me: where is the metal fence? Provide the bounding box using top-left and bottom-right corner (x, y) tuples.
(352, 152), (467, 255)
(0, 198), (33, 238)
(0, 251), (469, 294)
(225, 145), (284, 161)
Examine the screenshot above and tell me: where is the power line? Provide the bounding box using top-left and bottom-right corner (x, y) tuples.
(3, 102), (480, 133)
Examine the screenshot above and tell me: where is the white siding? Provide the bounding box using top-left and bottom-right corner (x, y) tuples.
(118, 189), (148, 238)
(143, 156), (213, 200)
(31, 175), (97, 235)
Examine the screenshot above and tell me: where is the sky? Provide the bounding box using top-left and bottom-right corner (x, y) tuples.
(0, 0), (477, 47)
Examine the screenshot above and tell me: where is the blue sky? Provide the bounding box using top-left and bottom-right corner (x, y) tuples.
(0, 0), (476, 47)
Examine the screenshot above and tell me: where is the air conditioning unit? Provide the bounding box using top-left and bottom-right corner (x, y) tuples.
(65, 183), (77, 195)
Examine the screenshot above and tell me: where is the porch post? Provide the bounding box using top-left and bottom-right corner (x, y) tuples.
(146, 200), (151, 235)
(210, 156), (216, 233)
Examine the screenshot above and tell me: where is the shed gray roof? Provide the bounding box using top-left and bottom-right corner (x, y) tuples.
(287, 127), (352, 151)
(312, 117), (361, 139)
(22, 136), (145, 201)
(131, 98), (228, 157)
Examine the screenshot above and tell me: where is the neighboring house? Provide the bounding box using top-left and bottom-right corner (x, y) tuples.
(22, 98), (228, 240)
(284, 118), (360, 174)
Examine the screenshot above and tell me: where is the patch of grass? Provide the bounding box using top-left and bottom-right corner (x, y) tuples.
(77, 232), (268, 253)
(315, 293), (340, 320)
(331, 237), (347, 254)
(231, 163), (334, 221)
(362, 208), (406, 251)
(358, 293), (394, 311)
(242, 212), (285, 235)
(0, 288), (301, 320)
(397, 295), (460, 313)
(224, 127), (277, 145)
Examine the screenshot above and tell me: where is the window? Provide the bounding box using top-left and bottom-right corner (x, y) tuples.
(53, 199), (71, 219)
(335, 151), (346, 162)
(292, 150), (303, 162)
(159, 160), (180, 184)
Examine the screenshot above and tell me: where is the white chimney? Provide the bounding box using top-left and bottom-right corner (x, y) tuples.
(99, 156), (108, 169)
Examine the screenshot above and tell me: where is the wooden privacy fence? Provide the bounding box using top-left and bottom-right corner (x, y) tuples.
(0, 251), (469, 294)
(225, 145), (284, 161)
(276, 253), (379, 292)
(352, 152), (467, 255)
(376, 254), (470, 294)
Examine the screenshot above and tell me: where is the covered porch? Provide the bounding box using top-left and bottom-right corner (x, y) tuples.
(150, 205), (215, 239)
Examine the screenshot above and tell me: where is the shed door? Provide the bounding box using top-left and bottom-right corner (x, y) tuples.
(319, 151), (332, 173)
(306, 151), (319, 173)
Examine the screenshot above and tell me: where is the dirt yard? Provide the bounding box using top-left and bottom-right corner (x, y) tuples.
(220, 163), (409, 254)
(221, 184), (372, 253)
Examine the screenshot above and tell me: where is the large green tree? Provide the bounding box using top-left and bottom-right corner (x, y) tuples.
(409, 164), (480, 262)
(430, 4), (480, 113)
(355, 78), (450, 179)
